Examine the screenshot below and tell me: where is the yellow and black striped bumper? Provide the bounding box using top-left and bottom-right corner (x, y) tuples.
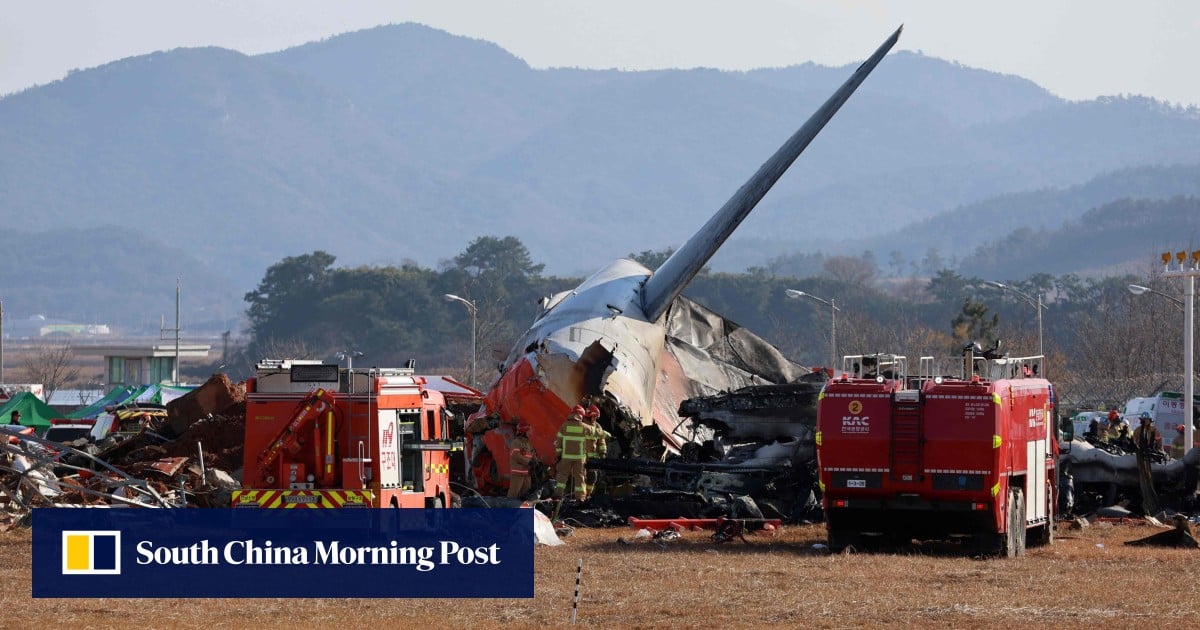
(232, 489), (374, 508)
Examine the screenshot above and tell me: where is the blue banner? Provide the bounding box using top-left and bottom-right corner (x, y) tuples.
(33, 508), (534, 598)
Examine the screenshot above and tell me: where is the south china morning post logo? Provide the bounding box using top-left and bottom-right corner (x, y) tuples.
(35, 509), (534, 598)
(61, 530), (121, 575)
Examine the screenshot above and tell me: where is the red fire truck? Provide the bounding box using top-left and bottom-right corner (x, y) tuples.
(234, 360), (479, 509)
(818, 351), (1057, 556)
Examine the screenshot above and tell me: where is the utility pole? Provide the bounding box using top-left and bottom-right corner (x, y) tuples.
(1, 299), (5, 385)
(1163, 250), (1199, 452)
(160, 279), (181, 385)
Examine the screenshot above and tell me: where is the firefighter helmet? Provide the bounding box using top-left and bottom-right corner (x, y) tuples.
(1140, 412), (1152, 421)
(586, 404), (600, 419)
(1177, 424), (1187, 433)
(571, 405), (585, 417)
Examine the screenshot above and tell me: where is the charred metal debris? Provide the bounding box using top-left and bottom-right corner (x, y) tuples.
(0, 374), (245, 528)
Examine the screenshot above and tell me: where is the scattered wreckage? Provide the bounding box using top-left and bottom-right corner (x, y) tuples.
(0, 374), (245, 528)
(1059, 439), (1200, 516)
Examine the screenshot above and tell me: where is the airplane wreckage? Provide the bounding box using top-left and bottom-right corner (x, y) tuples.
(462, 28), (903, 521)
(461, 24), (1200, 526)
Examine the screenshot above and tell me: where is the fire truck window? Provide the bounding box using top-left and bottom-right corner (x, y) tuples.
(426, 410), (436, 439)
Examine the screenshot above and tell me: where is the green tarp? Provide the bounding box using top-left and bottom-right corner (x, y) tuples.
(66, 386), (138, 419)
(112, 384), (195, 407)
(0, 392), (62, 429)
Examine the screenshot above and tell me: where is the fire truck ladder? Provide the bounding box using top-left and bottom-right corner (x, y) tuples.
(257, 389), (331, 479)
(890, 393), (923, 482)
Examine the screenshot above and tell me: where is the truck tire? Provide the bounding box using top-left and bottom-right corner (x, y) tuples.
(425, 495), (445, 509)
(1003, 488), (1026, 558)
(827, 528), (854, 552)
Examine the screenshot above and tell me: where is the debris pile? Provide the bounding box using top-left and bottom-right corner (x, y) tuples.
(0, 374), (246, 527)
(1060, 441), (1200, 516)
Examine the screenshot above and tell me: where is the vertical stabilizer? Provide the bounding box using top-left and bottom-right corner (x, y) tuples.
(640, 26), (902, 322)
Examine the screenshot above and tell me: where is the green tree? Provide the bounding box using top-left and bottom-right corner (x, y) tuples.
(926, 269), (969, 305)
(951, 298), (999, 347)
(244, 251), (336, 343)
(453, 236), (544, 281)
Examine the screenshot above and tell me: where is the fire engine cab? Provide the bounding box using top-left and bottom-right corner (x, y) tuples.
(234, 360), (475, 509)
(818, 349), (1057, 556)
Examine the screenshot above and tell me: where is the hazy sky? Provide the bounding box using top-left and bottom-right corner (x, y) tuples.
(3, 1), (1198, 105)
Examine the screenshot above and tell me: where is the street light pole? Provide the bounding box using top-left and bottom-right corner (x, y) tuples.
(1162, 251), (1200, 452)
(160, 279), (182, 385)
(985, 280), (1044, 359)
(336, 350), (363, 371)
(785, 289), (840, 369)
(444, 294), (477, 388)
(1128, 284), (1185, 309)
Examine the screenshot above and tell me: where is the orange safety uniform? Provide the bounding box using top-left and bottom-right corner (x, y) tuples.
(1171, 432), (1187, 459)
(554, 413), (590, 500)
(507, 434), (535, 499)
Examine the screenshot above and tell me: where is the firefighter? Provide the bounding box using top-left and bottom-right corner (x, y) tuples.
(507, 422), (536, 499)
(1107, 411), (1131, 447)
(583, 403), (610, 493)
(553, 405), (590, 500)
(1133, 411), (1162, 514)
(1171, 424), (1188, 460)
(1083, 419), (1105, 445)
(1133, 412), (1161, 455)
(583, 404), (609, 458)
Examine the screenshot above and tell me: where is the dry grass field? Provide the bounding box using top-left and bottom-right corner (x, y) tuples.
(3, 520), (1199, 629)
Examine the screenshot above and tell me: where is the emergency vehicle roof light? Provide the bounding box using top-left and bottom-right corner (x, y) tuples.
(934, 376), (944, 384)
(876, 376), (885, 383)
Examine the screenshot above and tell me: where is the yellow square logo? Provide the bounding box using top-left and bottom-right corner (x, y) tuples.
(61, 531), (121, 575)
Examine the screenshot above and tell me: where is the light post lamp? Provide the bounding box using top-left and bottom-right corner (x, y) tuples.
(444, 293), (477, 388)
(985, 280), (1044, 359)
(1162, 250), (1200, 452)
(1127, 284), (1184, 309)
(785, 289), (839, 369)
(336, 350), (363, 371)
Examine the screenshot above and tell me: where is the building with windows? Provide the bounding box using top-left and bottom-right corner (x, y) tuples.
(75, 343), (211, 386)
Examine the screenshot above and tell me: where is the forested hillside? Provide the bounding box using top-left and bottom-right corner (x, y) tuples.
(4, 23), (1198, 328)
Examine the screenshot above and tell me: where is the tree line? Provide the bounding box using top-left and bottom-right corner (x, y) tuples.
(235, 236), (1197, 399)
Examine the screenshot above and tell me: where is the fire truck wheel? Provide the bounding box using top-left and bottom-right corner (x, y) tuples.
(1004, 488), (1026, 558)
(827, 528), (855, 552)
(425, 495), (445, 509)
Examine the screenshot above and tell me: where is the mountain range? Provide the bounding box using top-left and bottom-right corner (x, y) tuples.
(2, 23), (1198, 328)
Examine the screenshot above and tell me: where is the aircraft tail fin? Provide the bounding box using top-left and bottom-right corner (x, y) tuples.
(640, 26), (902, 322)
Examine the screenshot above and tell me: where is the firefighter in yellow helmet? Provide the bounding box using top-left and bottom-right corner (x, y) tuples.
(553, 405), (590, 500)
